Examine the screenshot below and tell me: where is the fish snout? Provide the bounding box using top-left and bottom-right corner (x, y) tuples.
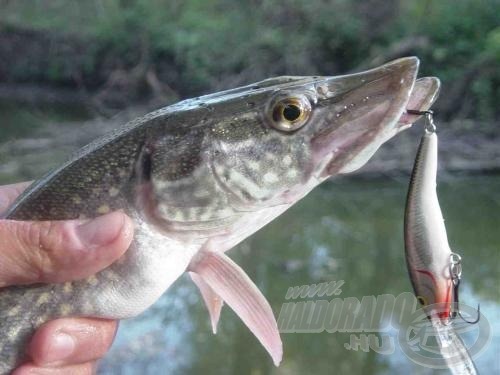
(310, 57), (421, 177)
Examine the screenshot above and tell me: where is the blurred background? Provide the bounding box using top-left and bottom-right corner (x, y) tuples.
(0, 1), (499, 374)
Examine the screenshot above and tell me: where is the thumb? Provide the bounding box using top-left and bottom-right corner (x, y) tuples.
(0, 211), (134, 287)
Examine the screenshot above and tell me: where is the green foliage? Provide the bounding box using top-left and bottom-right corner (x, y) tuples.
(486, 27), (500, 60)
(0, 0), (499, 120)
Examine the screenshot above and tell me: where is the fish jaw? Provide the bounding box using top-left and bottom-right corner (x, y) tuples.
(399, 76), (441, 126)
(308, 58), (440, 178)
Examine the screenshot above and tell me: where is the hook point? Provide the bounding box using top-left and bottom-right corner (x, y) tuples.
(458, 303), (480, 324)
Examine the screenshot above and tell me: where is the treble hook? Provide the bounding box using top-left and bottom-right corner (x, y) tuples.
(450, 253), (480, 324)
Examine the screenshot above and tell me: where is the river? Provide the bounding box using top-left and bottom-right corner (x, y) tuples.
(1, 102), (498, 374)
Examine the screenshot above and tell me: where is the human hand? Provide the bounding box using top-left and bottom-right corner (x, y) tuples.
(0, 182), (134, 374)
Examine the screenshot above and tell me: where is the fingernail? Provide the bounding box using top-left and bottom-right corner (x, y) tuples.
(76, 211), (126, 247)
(45, 332), (75, 363)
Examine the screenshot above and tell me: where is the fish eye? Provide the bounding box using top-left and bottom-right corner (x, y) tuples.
(268, 95), (311, 132)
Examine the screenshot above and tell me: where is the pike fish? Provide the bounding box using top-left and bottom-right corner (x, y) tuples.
(1, 57), (439, 373)
(404, 123), (479, 374)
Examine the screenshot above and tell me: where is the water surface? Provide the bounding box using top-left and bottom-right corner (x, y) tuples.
(100, 176), (500, 375)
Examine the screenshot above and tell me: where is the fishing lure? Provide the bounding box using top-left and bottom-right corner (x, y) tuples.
(404, 109), (479, 324)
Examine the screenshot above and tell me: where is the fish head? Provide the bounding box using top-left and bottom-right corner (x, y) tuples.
(178, 59), (439, 364)
(204, 57), (440, 211)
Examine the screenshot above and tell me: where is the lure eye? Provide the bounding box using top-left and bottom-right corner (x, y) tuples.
(417, 296), (428, 306)
(269, 95), (311, 132)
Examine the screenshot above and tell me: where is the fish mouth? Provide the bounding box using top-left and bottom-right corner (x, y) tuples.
(398, 76), (441, 125)
(311, 57), (440, 177)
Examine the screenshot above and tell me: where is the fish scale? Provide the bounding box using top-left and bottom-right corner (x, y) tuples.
(0, 57), (440, 373)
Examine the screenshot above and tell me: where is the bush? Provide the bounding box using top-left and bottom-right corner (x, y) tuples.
(0, 0), (498, 121)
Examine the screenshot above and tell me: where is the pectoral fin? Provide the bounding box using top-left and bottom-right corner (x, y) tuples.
(190, 272), (224, 334)
(189, 251), (283, 366)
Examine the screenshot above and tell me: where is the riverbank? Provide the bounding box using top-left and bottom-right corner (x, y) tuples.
(361, 120), (500, 177)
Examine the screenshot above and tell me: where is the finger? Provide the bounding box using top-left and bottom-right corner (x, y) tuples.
(26, 318), (118, 367)
(0, 211), (134, 287)
(12, 361), (96, 375)
(0, 181), (32, 214)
